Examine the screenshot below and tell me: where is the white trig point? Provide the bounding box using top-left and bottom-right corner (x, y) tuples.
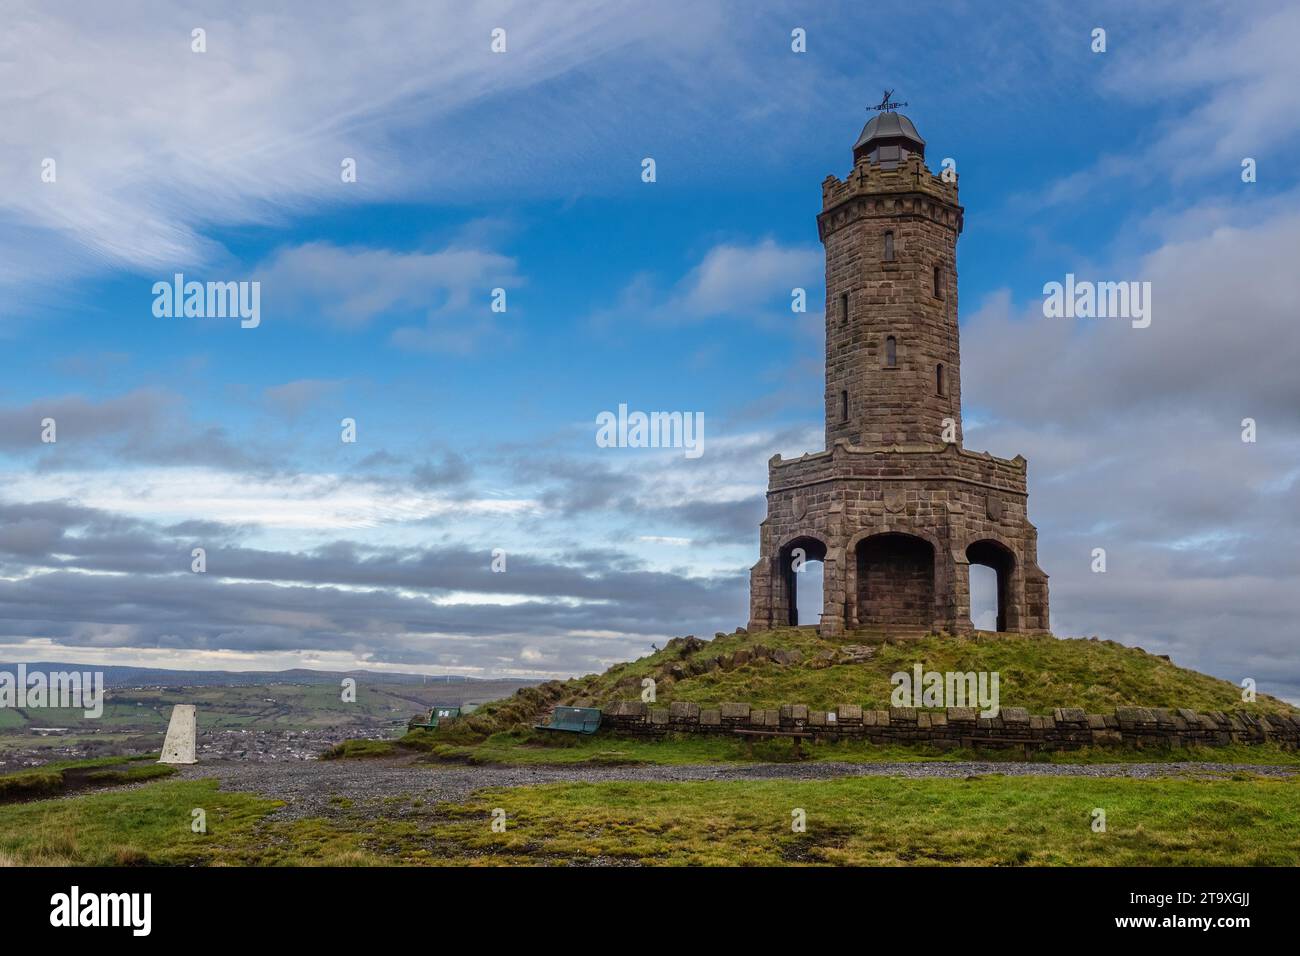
(159, 704), (197, 764)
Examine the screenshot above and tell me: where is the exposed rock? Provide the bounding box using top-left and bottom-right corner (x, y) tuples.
(838, 644), (876, 664)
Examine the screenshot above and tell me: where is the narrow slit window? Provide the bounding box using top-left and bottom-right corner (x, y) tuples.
(840, 390), (849, 422)
(936, 363), (946, 396)
(839, 291), (849, 325)
(885, 336), (897, 368)
(883, 231), (895, 261)
(933, 265), (943, 298)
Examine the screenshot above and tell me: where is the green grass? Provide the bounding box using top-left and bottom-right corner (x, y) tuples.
(458, 629), (1297, 744)
(427, 773), (1300, 865)
(4, 771), (1297, 866)
(84, 764), (177, 786)
(404, 729), (1300, 768)
(0, 779), (279, 866)
(0, 753), (169, 801)
(321, 738), (402, 760)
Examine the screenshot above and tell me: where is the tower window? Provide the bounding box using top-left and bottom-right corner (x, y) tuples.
(885, 336), (897, 368)
(839, 291), (849, 325)
(933, 265), (943, 298)
(883, 231), (895, 261)
(936, 363), (946, 396)
(840, 390), (849, 422)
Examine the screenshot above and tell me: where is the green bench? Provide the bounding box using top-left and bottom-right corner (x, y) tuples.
(409, 705), (461, 731)
(534, 706), (602, 734)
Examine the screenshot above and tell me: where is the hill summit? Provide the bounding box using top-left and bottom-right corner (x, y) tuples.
(464, 628), (1297, 734)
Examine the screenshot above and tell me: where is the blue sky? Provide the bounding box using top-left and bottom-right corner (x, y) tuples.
(2, 1), (1299, 700)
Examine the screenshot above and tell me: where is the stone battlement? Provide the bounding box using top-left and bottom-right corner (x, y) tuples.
(820, 154), (961, 237)
(601, 700), (1300, 751)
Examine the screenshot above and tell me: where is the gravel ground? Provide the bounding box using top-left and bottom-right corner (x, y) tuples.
(173, 757), (1300, 821)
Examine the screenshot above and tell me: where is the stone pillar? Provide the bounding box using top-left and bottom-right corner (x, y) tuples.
(1024, 569), (1050, 631)
(819, 552), (845, 636)
(951, 552), (973, 633)
(159, 704), (197, 764)
(1005, 557), (1027, 632)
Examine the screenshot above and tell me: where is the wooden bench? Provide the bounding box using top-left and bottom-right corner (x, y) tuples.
(734, 728), (813, 759)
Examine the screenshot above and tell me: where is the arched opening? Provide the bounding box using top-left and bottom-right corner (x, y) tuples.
(936, 363), (945, 396)
(883, 230), (895, 261)
(969, 564), (998, 631)
(966, 540), (1015, 632)
(885, 335), (897, 368)
(780, 536), (827, 626)
(855, 533), (935, 627)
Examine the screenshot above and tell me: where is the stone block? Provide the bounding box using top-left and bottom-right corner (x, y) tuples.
(607, 700), (646, 718)
(669, 701), (700, 721)
(1000, 707), (1029, 725)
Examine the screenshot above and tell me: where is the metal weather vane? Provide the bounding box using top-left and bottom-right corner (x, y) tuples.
(869, 89), (908, 113)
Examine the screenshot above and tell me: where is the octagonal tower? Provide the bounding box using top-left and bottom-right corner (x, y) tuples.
(748, 110), (1050, 637)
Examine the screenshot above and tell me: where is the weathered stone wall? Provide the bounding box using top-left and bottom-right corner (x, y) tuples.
(601, 700), (1300, 751)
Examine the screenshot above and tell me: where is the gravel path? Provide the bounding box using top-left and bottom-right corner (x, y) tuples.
(174, 757), (1300, 821)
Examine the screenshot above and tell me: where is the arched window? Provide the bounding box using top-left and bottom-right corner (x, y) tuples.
(839, 291), (849, 325)
(883, 231), (895, 261)
(840, 389), (849, 422)
(885, 336), (897, 368)
(933, 265), (943, 298)
(936, 363), (946, 396)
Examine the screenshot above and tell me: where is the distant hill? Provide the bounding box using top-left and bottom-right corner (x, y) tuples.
(0, 662), (538, 690)
(0, 663), (542, 739)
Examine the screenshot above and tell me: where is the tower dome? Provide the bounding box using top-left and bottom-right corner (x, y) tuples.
(852, 111), (926, 167)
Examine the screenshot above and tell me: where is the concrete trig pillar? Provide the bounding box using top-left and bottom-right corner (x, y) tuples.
(159, 704), (197, 764)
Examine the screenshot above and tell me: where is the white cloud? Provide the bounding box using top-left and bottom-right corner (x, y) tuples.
(0, 0), (738, 285)
(0, 467), (534, 531)
(677, 239), (822, 317)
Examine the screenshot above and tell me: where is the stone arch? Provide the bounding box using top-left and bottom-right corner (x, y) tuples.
(965, 538), (1017, 632)
(778, 534), (828, 626)
(849, 531), (937, 629)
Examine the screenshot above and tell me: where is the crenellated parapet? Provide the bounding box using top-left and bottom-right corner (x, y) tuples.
(819, 154), (962, 242)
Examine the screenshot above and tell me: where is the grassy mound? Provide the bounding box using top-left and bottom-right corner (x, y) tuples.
(454, 628), (1298, 741)
(0, 754), (172, 803)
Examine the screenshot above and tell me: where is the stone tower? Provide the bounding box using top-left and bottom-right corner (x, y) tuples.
(748, 110), (1050, 636)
